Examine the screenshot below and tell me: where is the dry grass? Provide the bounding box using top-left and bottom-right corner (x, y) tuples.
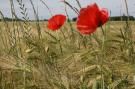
(0, 21), (135, 89)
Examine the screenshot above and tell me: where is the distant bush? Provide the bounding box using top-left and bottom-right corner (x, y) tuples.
(109, 16), (135, 21)
(72, 17), (77, 22)
(0, 17), (23, 21)
(0, 17), (48, 21)
(72, 16), (135, 21)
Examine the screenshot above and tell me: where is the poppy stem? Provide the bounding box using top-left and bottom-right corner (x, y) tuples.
(44, 30), (59, 42)
(100, 26), (106, 89)
(82, 36), (87, 49)
(59, 41), (63, 55)
(101, 26), (105, 36)
(60, 28), (68, 44)
(56, 31), (63, 55)
(63, 0), (75, 41)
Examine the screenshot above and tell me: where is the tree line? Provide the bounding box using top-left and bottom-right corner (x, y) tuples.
(0, 16), (135, 21)
(72, 16), (135, 21)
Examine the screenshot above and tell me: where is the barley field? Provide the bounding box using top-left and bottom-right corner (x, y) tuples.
(0, 21), (135, 89)
(0, 0), (135, 89)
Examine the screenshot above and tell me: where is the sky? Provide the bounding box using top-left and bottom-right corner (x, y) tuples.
(0, 0), (135, 20)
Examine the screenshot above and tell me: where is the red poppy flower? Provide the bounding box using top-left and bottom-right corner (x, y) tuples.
(77, 3), (109, 35)
(48, 14), (66, 30)
(99, 8), (109, 26)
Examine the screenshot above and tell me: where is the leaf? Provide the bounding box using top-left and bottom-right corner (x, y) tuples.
(92, 80), (101, 89)
(87, 75), (101, 87)
(108, 76), (128, 89)
(73, 65), (98, 75)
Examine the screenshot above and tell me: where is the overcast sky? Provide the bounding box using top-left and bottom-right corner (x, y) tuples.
(0, 0), (135, 20)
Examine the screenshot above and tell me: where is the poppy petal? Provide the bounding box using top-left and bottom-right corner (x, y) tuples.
(77, 3), (100, 35)
(99, 8), (109, 25)
(48, 14), (66, 30)
(77, 3), (109, 35)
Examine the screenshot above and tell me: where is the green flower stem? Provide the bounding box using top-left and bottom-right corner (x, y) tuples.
(56, 31), (63, 55)
(60, 28), (68, 44)
(101, 26), (106, 89)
